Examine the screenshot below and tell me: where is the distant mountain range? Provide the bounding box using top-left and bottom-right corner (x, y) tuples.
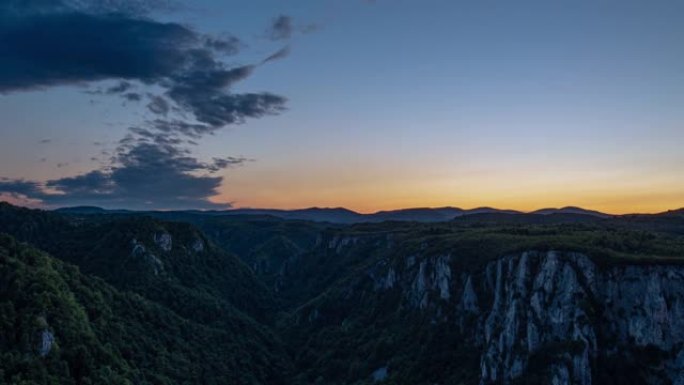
(51, 204), (684, 223)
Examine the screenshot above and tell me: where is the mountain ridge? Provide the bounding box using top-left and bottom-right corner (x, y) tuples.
(4, 202), (684, 384)
(48, 204), (655, 223)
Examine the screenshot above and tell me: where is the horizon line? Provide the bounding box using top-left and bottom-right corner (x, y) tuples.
(4, 201), (683, 217)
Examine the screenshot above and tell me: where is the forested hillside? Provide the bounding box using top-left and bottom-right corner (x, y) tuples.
(0, 234), (290, 385)
(3, 202), (684, 384)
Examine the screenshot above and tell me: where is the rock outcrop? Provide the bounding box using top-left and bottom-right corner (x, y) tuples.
(154, 232), (173, 252)
(130, 239), (164, 275)
(477, 251), (684, 385)
(365, 250), (684, 384)
(38, 329), (54, 357)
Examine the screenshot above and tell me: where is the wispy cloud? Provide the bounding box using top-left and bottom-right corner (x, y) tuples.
(266, 15), (294, 41)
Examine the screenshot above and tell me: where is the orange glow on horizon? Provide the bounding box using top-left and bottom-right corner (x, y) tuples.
(226, 199), (683, 216)
(215, 160), (684, 215)
(219, 185), (684, 215)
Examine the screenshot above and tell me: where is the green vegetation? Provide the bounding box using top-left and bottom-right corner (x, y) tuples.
(0, 234), (290, 385)
(0, 203), (278, 324)
(3, 202), (684, 384)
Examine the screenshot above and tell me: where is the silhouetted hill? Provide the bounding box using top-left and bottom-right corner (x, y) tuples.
(530, 206), (611, 218)
(656, 208), (684, 217)
(54, 206), (124, 214)
(370, 207), (465, 222)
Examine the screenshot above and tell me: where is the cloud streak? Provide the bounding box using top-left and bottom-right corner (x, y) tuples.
(262, 46), (291, 64)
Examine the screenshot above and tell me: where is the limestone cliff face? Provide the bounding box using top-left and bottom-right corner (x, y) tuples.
(477, 251), (684, 385)
(365, 250), (684, 384)
(38, 329), (54, 357)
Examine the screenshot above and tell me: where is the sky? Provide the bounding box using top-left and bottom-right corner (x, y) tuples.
(0, 0), (683, 213)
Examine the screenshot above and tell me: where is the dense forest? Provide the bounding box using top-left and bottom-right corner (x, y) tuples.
(2, 202), (684, 384)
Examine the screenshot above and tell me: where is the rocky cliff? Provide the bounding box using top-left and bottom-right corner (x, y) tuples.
(293, 234), (684, 384)
(385, 250), (684, 384)
(478, 251), (684, 385)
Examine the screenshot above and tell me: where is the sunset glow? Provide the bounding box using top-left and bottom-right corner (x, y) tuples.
(1, 0), (683, 213)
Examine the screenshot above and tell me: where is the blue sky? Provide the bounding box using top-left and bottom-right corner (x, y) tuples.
(1, 0), (683, 212)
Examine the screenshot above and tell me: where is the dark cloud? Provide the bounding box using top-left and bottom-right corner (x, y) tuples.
(0, 135), (243, 209)
(39, 138), (52, 144)
(267, 15), (293, 41)
(0, 0), (286, 129)
(204, 35), (242, 55)
(167, 89), (286, 128)
(147, 95), (171, 115)
(0, 179), (43, 198)
(106, 81), (132, 94)
(0, 0), (292, 209)
(208, 157), (250, 172)
(0, 9), (194, 91)
(145, 62), (287, 128)
(124, 92), (142, 101)
(149, 119), (216, 139)
(102, 81), (142, 102)
(265, 15), (319, 41)
(54, 0), (177, 16)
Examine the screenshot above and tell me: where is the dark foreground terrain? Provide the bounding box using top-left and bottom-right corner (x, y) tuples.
(2, 202), (684, 384)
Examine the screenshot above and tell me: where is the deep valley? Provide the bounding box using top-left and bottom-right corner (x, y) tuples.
(2, 202), (684, 384)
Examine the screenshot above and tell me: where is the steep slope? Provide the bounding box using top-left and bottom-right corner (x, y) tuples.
(150, 213), (327, 293)
(0, 203), (276, 324)
(0, 234), (291, 385)
(279, 223), (684, 385)
(6, 201), (684, 385)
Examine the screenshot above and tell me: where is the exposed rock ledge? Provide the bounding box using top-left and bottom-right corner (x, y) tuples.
(478, 251), (684, 385)
(362, 249), (684, 384)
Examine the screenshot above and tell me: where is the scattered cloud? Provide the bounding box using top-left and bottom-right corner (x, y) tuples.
(124, 92), (142, 102)
(149, 119), (217, 139)
(0, 0), (300, 209)
(0, 134), (245, 209)
(106, 81), (133, 94)
(0, 0), (284, 129)
(267, 15), (293, 41)
(204, 35), (242, 55)
(265, 15), (319, 40)
(301, 23), (321, 34)
(208, 156), (252, 172)
(147, 95), (171, 115)
(0, 179), (43, 198)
